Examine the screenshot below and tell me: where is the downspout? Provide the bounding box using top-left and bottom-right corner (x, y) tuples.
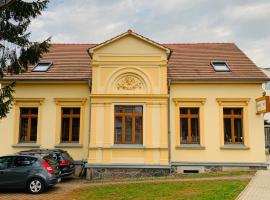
(167, 79), (172, 168)
(86, 79), (92, 161)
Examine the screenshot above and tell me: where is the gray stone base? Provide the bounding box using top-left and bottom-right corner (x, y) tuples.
(175, 165), (267, 174)
(86, 168), (171, 180)
(85, 163), (268, 180)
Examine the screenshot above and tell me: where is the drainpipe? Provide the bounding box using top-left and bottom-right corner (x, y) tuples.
(86, 79), (92, 161)
(167, 79), (172, 168)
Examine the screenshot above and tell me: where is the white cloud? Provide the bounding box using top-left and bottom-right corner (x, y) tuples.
(28, 0), (270, 67)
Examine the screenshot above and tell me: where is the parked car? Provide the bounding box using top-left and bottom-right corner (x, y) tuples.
(0, 155), (60, 194)
(17, 149), (75, 177)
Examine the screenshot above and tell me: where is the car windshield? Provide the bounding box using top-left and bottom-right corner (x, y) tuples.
(43, 155), (59, 173)
(61, 152), (73, 161)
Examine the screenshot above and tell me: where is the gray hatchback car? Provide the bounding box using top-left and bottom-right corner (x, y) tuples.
(0, 155), (61, 194)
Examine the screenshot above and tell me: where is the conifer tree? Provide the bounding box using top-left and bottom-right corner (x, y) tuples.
(0, 0), (50, 119)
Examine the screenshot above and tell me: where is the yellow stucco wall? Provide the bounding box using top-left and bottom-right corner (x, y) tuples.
(0, 32), (266, 167)
(88, 33), (169, 165)
(170, 82), (266, 163)
(0, 82), (90, 160)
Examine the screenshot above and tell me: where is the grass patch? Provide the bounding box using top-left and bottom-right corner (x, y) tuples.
(71, 179), (249, 200)
(85, 170), (255, 184)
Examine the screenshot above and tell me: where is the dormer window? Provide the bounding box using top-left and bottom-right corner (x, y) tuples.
(211, 61), (230, 72)
(32, 61), (52, 72)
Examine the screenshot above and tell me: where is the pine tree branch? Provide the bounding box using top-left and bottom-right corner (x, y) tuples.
(0, 0), (50, 119)
(0, 0), (15, 10)
(0, 82), (15, 119)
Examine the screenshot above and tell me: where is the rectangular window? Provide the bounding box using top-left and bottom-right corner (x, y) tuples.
(265, 82), (270, 90)
(19, 108), (38, 143)
(180, 107), (200, 144)
(114, 105), (143, 144)
(61, 108), (80, 143)
(32, 61), (52, 72)
(223, 108), (243, 144)
(211, 61), (230, 72)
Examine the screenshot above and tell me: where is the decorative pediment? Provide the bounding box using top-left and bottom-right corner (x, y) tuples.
(116, 75), (143, 91)
(89, 30), (171, 58)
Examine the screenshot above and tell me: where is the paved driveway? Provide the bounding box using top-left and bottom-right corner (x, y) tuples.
(0, 177), (87, 200)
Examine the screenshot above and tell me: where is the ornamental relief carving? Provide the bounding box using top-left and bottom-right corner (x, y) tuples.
(116, 75), (143, 90)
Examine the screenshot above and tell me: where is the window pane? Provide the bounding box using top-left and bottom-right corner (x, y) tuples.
(223, 108), (231, 115)
(73, 108), (80, 115)
(266, 82), (270, 90)
(180, 118), (188, 143)
(0, 157), (14, 170)
(125, 116), (132, 143)
(72, 118), (80, 142)
(233, 108), (242, 115)
(32, 62), (51, 72)
(212, 61), (230, 72)
(180, 108), (188, 114)
(31, 108), (38, 115)
(135, 106), (143, 114)
(125, 106), (133, 113)
(190, 108), (199, 114)
(62, 108), (70, 115)
(115, 106), (123, 113)
(14, 157), (37, 167)
(30, 118), (37, 142)
(20, 108), (29, 115)
(61, 118), (70, 142)
(234, 118), (243, 143)
(114, 105), (143, 144)
(224, 118), (232, 143)
(191, 118), (199, 143)
(135, 116), (143, 144)
(115, 117), (122, 143)
(19, 118), (28, 143)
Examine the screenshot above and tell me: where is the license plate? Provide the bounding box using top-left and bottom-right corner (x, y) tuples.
(57, 178), (61, 183)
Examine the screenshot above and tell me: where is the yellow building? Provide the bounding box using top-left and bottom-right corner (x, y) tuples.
(0, 30), (269, 178)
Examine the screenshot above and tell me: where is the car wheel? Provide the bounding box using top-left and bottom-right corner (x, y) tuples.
(27, 178), (45, 194)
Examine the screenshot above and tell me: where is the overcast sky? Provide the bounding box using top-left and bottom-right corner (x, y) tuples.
(28, 0), (270, 68)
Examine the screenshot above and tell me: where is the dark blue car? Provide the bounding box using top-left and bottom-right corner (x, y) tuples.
(18, 149), (75, 177)
(0, 155), (61, 194)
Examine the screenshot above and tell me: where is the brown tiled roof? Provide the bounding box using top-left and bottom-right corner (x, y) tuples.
(3, 43), (268, 81)
(4, 44), (94, 80)
(165, 43), (268, 80)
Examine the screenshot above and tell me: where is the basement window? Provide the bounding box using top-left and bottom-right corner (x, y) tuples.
(32, 61), (52, 72)
(211, 61), (230, 72)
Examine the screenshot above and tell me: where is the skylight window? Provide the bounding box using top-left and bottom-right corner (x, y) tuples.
(211, 61), (230, 72)
(32, 61), (52, 72)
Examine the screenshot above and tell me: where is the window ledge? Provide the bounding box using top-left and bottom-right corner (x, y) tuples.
(112, 144), (144, 149)
(54, 143), (83, 148)
(176, 144), (205, 150)
(220, 144), (249, 150)
(12, 143), (40, 148)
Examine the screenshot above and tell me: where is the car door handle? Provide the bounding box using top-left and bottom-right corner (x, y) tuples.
(0, 172), (3, 174)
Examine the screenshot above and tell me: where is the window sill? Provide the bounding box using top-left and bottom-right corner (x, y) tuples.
(12, 143), (40, 148)
(54, 143), (83, 148)
(112, 144), (144, 149)
(176, 144), (205, 150)
(220, 144), (249, 150)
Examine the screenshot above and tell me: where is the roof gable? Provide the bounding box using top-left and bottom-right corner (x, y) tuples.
(89, 30), (171, 58)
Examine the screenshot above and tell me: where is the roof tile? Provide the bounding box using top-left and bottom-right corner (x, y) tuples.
(3, 43), (268, 81)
